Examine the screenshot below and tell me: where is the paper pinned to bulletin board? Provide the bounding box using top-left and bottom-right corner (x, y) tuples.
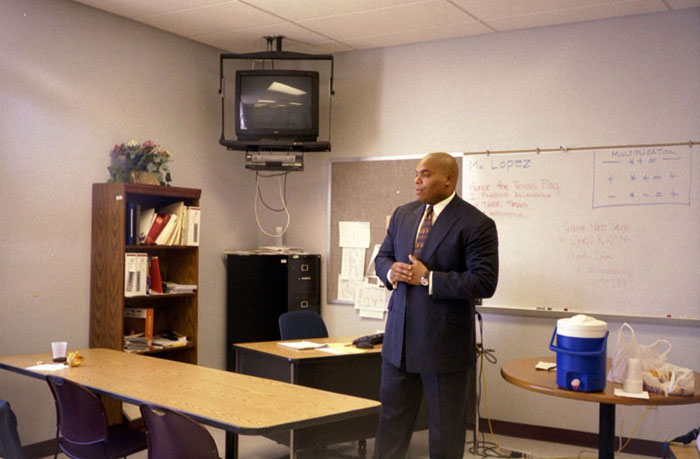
(336, 221), (390, 319)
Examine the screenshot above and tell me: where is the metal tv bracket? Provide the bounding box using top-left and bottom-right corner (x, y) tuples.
(218, 36), (334, 160)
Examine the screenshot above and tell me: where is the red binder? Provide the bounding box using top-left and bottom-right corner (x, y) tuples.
(149, 256), (163, 294)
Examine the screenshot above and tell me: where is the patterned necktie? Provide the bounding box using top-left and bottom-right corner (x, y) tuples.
(413, 205), (433, 257)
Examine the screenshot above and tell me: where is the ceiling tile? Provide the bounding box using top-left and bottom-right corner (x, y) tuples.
(450, 0), (637, 20)
(73, 0), (237, 19)
(343, 21), (493, 50)
(484, 0), (668, 32)
(242, 0), (429, 21)
(140, 2), (283, 36)
(299, 0), (478, 39)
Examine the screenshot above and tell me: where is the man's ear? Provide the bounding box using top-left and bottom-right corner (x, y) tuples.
(444, 174), (455, 189)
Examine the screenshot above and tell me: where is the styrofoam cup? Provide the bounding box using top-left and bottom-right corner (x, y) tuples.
(51, 341), (68, 362)
(623, 357), (643, 393)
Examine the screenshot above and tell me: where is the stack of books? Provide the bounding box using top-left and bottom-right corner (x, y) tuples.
(123, 333), (151, 353)
(123, 331), (188, 353)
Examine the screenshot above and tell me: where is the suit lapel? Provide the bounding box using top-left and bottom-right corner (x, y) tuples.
(417, 197), (460, 263)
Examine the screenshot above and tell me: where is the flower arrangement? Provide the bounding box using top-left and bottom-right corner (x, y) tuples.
(108, 140), (172, 185)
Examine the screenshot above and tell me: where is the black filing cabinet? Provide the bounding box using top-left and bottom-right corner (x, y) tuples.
(226, 253), (321, 371)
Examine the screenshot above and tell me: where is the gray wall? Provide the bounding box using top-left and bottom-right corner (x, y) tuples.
(0, 0), (255, 444)
(1, 0), (698, 446)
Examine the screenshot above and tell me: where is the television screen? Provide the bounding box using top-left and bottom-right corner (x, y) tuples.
(235, 70), (319, 142)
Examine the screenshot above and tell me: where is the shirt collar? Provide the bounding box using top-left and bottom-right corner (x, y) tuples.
(428, 191), (455, 220)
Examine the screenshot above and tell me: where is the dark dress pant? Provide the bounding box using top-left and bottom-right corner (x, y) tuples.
(374, 359), (469, 459)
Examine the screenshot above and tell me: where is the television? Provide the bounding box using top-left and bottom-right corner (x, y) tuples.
(235, 70), (319, 142)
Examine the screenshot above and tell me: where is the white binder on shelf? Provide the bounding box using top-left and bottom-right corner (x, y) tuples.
(124, 253), (148, 297)
(181, 206), (200, 246)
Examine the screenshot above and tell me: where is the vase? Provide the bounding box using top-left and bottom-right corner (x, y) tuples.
(129, 171), (160, 185)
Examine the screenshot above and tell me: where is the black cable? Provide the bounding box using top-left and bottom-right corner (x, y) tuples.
(467, 312), (511, 458)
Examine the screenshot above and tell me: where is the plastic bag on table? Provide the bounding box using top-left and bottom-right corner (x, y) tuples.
(643, 363), (695, 396)
(607, 322), (671, 383)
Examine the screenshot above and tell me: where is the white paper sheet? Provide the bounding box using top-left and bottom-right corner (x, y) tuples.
(337, 275), (365, 301)
(339, 221), (370, 248)
(277, 341), (328, 350)
(340, 247), (366, 280)
(26, 363), (67, 371)
(354, 283), (389, 312)
(366, 243), (382, 277)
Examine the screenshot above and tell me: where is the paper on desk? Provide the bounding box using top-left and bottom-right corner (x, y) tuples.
(277, 341), (328, 350)
(614, 388), (649, 399)
(26, 363), (67, 371)
(535, 361), (557, 371)
(317, 343), (369, 355)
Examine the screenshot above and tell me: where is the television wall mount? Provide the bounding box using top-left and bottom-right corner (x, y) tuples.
(219, 36), (334, 155)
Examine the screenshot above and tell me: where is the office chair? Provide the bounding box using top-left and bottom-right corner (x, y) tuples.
(45, 375), (147, 459)
(0, 399), (25, 459)
(278, 309), (329, 340)
(139, 404), (219, 459)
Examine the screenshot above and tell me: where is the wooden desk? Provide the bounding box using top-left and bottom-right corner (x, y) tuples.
(501, 357), (700, 459)
(234, 336), (429, 455)
(0, 348), (380, 459)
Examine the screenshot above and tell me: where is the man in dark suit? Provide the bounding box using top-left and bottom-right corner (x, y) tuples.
(373, 152), (499, 458)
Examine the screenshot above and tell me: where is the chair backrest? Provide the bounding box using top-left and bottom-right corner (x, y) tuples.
(46, 375), (109, 445)
(0, 400), (25, 459)
(278, 310), (329, 340)
(140, 404), (218, 459)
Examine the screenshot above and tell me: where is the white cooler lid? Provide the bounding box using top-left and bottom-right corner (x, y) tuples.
(557, 314), (607, 338)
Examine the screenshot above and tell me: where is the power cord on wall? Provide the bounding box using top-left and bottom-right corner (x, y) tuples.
(254, 170), (291, 238)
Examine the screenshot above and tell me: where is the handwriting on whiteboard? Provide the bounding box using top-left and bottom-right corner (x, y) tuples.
(593, 147), (691, 208)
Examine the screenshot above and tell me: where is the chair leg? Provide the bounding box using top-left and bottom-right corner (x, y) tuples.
(358, 439), (367, 457)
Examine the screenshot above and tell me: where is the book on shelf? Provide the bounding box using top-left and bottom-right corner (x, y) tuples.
(138, 208), (156, 244)
(154, 214), (178, 245)
(159, 201), (185, 246)
(149, 256), (163, 294)
(162, 282), (197, 294)
(181, 206), (200, 246)
(124, 253), (148, 297)
(144, 213), (170, 245)
(126, 202), (137, 245)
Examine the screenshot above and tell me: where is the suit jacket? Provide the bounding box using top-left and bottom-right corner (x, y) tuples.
(375, 195), (499, 373)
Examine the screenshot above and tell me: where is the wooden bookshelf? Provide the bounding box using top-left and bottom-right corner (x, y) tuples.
(89, 182), (200, 421)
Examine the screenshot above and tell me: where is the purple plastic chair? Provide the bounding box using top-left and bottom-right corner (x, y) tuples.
(139, 404), (219, 459)
(45, 375), (147, 459)
(278, 310), (328, 340)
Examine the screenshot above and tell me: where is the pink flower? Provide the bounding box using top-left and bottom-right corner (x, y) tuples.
(142, 140), (155, 149)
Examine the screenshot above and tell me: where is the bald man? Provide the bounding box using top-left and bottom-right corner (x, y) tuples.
(374, 152), (499, 458)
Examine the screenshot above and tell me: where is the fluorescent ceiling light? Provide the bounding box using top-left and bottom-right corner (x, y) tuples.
(268, 81), (306, 96)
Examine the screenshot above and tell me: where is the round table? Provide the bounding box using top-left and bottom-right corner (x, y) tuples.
(501, 356), (700, 458)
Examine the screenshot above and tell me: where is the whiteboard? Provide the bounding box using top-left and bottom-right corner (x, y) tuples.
(463, 146), (699, 320)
